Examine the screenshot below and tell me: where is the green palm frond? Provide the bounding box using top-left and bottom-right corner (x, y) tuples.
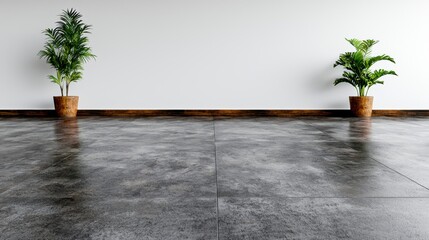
(370, 69), (398, 81)
(68, 71), (83, 84)
(360, 39), (378, 55)
(334, 77), (355, 87)
(346, 39), (361, 50)
(49, 74), (61, 85)
(39, 8), (95, 96)
(333, 38), (397, 96)
(365, 55), (395, 68)
(346, 38), (379, 55)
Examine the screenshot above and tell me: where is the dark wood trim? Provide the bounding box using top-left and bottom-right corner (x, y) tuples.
(0, 110), (57, 117)
(372, 110), (429, 117)
(1, 109), (429, 117)
(78, 110), (353, 117)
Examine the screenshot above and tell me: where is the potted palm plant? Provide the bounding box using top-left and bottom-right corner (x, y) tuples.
(39, 9), (95, 118)
(333, 39), (397, 117)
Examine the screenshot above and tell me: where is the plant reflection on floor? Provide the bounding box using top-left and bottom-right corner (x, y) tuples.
(55, 118), (81, 149)
(34, 118), (95, 238)
(346, 118), (373, 162)
(348, 118), (372, 141)
(311, 118), (376, 197)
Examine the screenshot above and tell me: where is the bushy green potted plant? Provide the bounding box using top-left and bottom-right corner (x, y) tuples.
(333, 39), (397, 117)
(39, 9), (95, 117)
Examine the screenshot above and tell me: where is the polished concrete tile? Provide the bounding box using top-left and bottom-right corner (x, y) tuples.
(0, 197), (216, 240)
(218, 197), (429, 240)
(214, 118), (331, 142)
(216, 140), (429, 198)
(345, 141), (429, 189)
(304, 117), (429, 143)
(1, 116), (429, 239)
(304, 118), (429, 188)
(2, 118), (216, 199)
(2, 146), (216, 199)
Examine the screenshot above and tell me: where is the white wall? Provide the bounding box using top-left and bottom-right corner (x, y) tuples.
(1, 0), (428, 109)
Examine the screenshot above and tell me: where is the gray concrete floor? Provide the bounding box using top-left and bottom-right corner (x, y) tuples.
(1, 117), (429, 240)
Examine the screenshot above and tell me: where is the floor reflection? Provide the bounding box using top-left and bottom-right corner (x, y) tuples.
(34, 118), (94, 238)
(348, 118), (372, 141)
(347, 118), (373, 157)
(310, 118), (377, 196)
(55, 118), (81, 150)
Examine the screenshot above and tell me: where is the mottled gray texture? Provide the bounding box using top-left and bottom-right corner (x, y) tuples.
(216, 140), (429, 198)
(219, 197), (429, 240)
(304, 117), (429, 188)
(0, 197), (216, 240)
(1, 116), (429, 239)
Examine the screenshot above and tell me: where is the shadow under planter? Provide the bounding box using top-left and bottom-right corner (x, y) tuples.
(53, 96), (79, 118)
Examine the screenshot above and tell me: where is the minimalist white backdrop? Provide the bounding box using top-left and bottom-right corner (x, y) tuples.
(0, 0), (428, 109)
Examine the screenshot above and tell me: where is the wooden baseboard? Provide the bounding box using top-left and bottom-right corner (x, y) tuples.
(372, 110), (429, 117)
(1, 109), (429, 117)
(78, 110), (352, 117)
(0, 110), (57, 117)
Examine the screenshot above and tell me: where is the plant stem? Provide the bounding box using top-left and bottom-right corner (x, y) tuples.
(359, 86), (366, 97)
(66, 83), (69, 97)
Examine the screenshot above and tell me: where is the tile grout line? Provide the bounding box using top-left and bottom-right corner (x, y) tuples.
(365, 158), (429, 191)
(210, 196), (429, 199)
(212, 117), (220, 240)
(303, 120), (429, 192)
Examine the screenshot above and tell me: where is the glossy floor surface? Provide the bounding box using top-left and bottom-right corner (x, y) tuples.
(1, 117), (429, 240)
